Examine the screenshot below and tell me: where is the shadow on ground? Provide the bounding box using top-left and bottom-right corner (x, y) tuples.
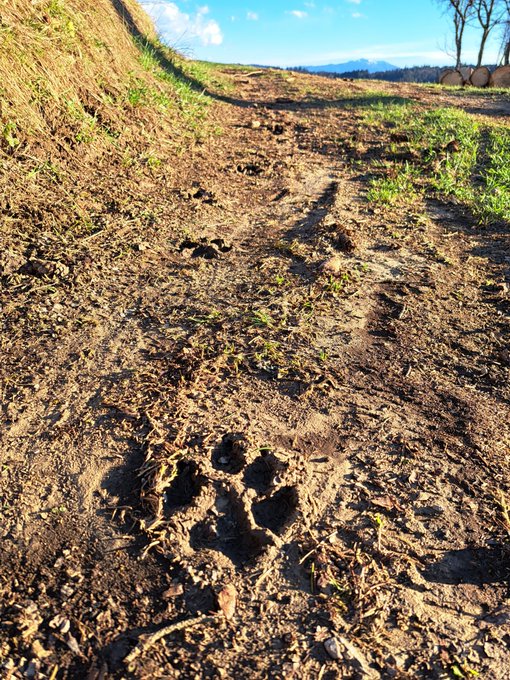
(422, 545), (509, 587)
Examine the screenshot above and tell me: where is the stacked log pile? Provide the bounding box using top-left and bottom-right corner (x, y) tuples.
(439, 65), (510, 87)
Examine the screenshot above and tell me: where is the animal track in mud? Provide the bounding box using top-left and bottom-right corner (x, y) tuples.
(212, 433), (247, 474)
(164, 460), (204, 511)
(179, 237), (232, 259)
(165, 434), (300, 567)
(252, 486), (299, 534)
(191, 488), (272, 567)
(243, 451), (283, 494)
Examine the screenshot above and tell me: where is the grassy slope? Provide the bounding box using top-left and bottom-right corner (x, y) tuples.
(0, 0), (229, 149)
(0, 0), (235, 287)
(0, 0), (156, 145)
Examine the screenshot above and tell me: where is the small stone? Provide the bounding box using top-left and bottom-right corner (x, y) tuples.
(251, 120), (261, 129)
(321, 256), (343, 276)
(324, 637), (341, 660)
(66, 633), (81, 655)
(25, 660), (38, 679)
(31, 640), (51, 659)
(415, 504), (445, 517)
(59, 618), (71, 634)
(163, 583), (184, 598)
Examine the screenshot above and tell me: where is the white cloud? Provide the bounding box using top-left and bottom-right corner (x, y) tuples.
(288, 10), (308, 19)
(247, 11), (259, 21)
(140, 2), (223, 46)
(346, 0), (362, 4)
(352, 12), (364, 19)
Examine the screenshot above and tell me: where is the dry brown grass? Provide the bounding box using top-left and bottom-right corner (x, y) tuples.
(0, 0), (165, 148)
(0, 0), (229, 259)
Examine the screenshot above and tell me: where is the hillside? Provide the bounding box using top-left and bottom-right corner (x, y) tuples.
(1, 3), (510, 680)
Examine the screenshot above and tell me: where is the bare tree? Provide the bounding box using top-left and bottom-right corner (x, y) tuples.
(438, 0), (475, 68)
(503, 24), (510, 63)
(473, 0), (506, 66)
(499, 0), (510, 64)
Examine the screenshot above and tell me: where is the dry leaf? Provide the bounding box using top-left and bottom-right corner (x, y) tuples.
(217, 584), (237, 620)
(371, 495), (402, 512)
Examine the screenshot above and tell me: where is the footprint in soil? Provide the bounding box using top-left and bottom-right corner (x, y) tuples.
(190, 488), (272, 567)
(212, 433), (248, 473)
(252, 486), (299, 534)
(243, 450), (283, 494)
(166, 433), (300, 567)
(179, 237), (232, 259)
(164, 460), (204, 512)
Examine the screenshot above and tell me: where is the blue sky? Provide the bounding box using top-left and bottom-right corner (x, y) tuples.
(139, 1), (504, 67)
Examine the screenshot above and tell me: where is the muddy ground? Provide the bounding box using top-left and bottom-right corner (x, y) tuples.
(1, 71), (510, 679)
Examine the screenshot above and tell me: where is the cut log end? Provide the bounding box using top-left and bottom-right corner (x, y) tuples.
(469, 66), (491, 88)
(489, 65), (510, 88)
(439, 69), (464, 87)
(459, 66), (473, 82)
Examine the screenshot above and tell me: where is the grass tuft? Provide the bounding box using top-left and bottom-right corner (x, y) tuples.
(365, 104), (510, 224)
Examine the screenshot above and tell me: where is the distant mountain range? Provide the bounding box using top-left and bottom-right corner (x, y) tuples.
(300, 59), (398, 74)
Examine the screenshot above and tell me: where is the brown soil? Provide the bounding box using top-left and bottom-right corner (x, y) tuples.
(1, 71), (510, 679)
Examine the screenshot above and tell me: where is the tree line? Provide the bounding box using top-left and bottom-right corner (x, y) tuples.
(336, 65), (455, 83)
(439, 0), (510, 67)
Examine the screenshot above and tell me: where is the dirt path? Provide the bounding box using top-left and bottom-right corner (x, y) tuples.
(1, 72), (510, 679)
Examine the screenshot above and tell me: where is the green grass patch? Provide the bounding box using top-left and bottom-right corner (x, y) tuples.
(364, 104), (510, 224)
(423, 83), (510, 96)
(367, 162), (420, 205)
(344, 90), (413, 110)
(133, 39), (233, 134)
